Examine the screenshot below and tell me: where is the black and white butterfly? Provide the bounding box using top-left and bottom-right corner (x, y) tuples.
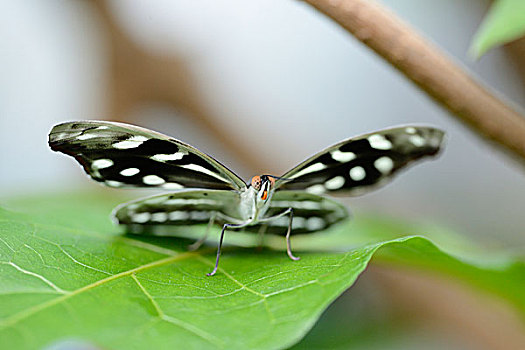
(49, 121), (444, 276)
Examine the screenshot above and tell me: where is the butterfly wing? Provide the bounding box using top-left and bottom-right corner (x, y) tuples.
(245, 191), (350, 235)
(113, 189), (244, 234)
(49, 121), (247, 191)
(276, 126), (444, 195)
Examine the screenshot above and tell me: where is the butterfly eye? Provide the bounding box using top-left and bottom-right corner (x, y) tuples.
(251, 176), (261, 190)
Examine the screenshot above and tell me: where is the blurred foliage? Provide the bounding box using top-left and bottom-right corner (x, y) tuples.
(471, 0), (525, 57)
(0, 193), (524, 349)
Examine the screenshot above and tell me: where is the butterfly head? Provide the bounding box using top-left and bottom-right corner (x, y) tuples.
(250, 175), (276, 205)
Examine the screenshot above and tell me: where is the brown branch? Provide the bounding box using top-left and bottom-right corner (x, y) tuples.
(303, 0), (525, 164)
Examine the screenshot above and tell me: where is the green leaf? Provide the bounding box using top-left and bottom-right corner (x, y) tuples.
(470, 0), (525, 57)
(1, 193), (524, 349)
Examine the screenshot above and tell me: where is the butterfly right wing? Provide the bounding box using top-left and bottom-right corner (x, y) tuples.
(113, 189), (244, 234)
(245, 191), (350, 235)
(276, 126), (444, 196)
(49, 121), (247, 191)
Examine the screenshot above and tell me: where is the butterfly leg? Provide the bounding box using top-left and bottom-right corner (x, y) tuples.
(188, 212), (217, 251)
(207, 222), (249, 277)
(259, 208), (300, 261)
(284, 208), (300, 261)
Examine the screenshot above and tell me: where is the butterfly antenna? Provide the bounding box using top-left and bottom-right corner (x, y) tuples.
(265, 175), (293, 182)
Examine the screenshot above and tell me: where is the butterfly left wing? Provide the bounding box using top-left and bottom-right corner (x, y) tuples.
(276, 126), (444, 195)
(49, 121), (247, 191)
(113, 189), (244, 234)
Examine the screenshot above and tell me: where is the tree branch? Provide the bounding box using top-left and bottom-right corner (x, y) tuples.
(303, 0), (525, 164)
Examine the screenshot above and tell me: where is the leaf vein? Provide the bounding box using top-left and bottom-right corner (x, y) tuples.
(1, 261), (68, 294)
(12, 219), (178, 257)
(0, 250), (206, 330)
(195, 256), (276, 324)
(57, 246), (112, 276)
(0, 236), (15, 253)
(23, 244), (45, 264)
(131, 273), (224, 347)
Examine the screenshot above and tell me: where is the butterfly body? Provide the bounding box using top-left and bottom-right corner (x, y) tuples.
(239, 184), (267, 223)
(49, 120), (445, 276)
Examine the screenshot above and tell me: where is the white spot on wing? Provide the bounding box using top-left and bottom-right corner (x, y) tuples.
(270, 201), (321, 210)
(406, 127), (416, 134)
(164, 198), (217, 206)
(143, 175), (165, 185)
(152, 152), (186, 162)
(330, 150), (356, 163)
(162, 182), (183, 190)
(374, 157), (394, 174)
(306, 184), (326, 194)
(151, 212), (168, 222)
(169, 211), (190, 221)
(190, 211), (209, 220)
(306, 217), (325, 231)
(77, 133), (99, 140)
(349, 166), (366, 181)
(180, 164), (228, 182)
(132, 212), (150, 223)
(56, 132), (81, 140)
(105, 180), (122, 187)
(120, 168), (140, 176)
(292, 217), (306, 229)
(112, 136), (149, 149)
(92, 159), (113, 169)
(270, 217), (289, 227)
(409, 134), (425, 147)
(325, 176), (345, 190)
(291, 162), (327, 179)
(368, 134), (392, 150)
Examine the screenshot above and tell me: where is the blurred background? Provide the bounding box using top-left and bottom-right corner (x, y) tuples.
(1, 0), (524, 349)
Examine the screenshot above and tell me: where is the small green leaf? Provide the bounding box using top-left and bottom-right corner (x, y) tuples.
(0, 193), (524, 349)
(471, 0), (525, 57)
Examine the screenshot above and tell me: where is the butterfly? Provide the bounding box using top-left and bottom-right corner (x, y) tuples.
(48, 121), (444, 276)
